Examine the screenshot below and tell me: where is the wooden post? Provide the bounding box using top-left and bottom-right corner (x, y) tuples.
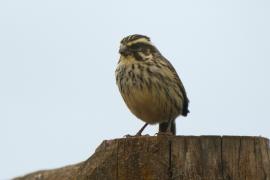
(14, 136), (270, 180)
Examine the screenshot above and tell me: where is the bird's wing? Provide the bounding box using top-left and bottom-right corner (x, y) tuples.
(161, 56), (190, 116)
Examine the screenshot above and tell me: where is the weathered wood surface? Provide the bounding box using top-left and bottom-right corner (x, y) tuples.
(14, 136), (270, 180)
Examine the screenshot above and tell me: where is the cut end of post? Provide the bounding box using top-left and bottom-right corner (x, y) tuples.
(14, 136), (270, 180)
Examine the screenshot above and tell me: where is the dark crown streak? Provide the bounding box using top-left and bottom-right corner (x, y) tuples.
(121, 34), (150, 44)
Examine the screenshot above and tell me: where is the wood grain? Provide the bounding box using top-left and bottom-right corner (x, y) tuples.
(14, 136), (270, 180)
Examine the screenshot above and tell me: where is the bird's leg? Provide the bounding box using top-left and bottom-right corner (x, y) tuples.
(136, 123), (148, 136)
(170, 119), (176, 135)
(124, 123), (149, 137)
(157, 119), (174, 136)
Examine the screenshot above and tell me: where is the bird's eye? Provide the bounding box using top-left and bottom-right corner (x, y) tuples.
(130, 44), (142, 51)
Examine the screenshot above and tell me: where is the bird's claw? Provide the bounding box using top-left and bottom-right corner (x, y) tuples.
(123, 134), (150, 138)
(155, 132), (174, 136)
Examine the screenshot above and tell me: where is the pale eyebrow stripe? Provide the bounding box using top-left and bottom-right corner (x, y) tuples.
(127, 38), (152, 46)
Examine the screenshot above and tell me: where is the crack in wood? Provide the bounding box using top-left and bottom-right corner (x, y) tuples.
(14, 136), (270, 180)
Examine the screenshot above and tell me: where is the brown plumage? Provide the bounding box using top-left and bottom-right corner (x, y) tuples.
(115, 34), (189, 135)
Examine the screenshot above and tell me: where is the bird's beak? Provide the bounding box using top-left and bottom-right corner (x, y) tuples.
(119, 44), (127, 54)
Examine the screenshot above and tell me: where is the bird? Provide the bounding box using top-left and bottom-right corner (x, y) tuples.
(115, 34), (189, 135)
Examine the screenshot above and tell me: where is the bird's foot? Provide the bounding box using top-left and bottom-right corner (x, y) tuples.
(123, 134), (137, 138)
(123, 134), (150, 138)
(155, 132), (174, 136)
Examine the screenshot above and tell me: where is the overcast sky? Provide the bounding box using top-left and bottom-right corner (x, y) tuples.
(0, 0), (269, 179)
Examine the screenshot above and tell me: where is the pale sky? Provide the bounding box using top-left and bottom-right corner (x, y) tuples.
(0, 0), (269, 179)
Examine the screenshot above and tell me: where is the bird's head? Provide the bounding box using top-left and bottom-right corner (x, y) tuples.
(119, 34), (158, 60)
